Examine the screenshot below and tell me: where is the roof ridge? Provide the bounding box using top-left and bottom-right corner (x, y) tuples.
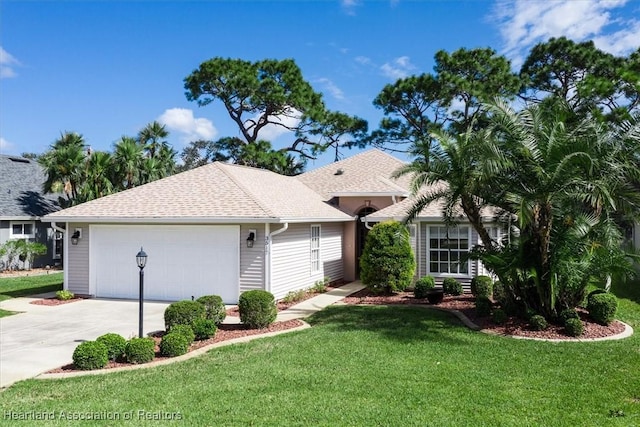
(377, 175), (410, 193)
(213, 162), (278, 218)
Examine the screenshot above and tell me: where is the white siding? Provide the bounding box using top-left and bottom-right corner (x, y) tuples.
(67, 223), (90, 295)
(239, 224), (265, 293)
(270, 222), (343, 300)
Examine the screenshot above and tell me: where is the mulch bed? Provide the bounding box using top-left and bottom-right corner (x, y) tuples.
(30, 297), (86, 306)
(343, 289), (626, 340)
(48, 319), (304, 373)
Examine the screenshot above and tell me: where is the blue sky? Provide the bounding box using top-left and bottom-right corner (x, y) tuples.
(1, 0), (639, 168)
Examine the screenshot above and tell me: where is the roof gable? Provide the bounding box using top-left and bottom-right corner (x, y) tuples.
(296, 149), (411, 200)
(0, 155), (60, 218)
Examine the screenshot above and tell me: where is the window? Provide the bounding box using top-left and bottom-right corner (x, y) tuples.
(10, 222), (35, 239)
(53, 231), (63, 260)
(428, 225), (470, 275)
(310, 225), (321, 273)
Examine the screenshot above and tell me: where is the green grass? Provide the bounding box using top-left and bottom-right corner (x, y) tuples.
(0, 272), (63, 317)
(1, 278), (639, 426)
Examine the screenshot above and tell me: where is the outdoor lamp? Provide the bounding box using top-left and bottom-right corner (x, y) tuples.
(136, 247), (147, 338)
(70, 230), (81, 246)
(246, 231), (256, 248)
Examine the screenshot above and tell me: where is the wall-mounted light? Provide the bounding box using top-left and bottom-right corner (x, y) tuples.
(70, 229), (82, 246)
(246, 230), (256, 248)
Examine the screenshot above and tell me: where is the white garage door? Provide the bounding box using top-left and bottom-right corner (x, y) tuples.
(91, 225), (239, 303)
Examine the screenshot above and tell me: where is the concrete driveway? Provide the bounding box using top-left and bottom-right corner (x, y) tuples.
(0, 295), (169, 389)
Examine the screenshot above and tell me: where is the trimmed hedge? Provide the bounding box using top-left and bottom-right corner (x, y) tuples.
(164, 300), (206, 331)
(239, 290), (277, 329)
(587, 292), (618, 326)
(192, 318), (217, 340)
(564, 318), (584, 337)
(360, 221), (415, 294)
(414, 276), (435, 299)
(475, 296), (492, 317)
(96, 333), (127, 361)
(72, 341), (108, 370)
(491, 308), (507, 325)
(170, 324), (195, 345)
(160, 332), (190, 357)
(442, 277), (463, 296)
(196, 295), (227, 325)
(125, 337), (155, 364)
(471, 276), (493, 299)
(529, 315), (548, 331)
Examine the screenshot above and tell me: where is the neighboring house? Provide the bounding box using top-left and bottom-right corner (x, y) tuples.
(0, 154), (62, 269)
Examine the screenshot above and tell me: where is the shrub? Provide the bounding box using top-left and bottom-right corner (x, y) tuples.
(491, 308), (508, 325)
(56, 290), (74, 301)
(72, 341), (108, 370)
(493, 281), (508, 306)
(238, 290), (277, 329)
(96, 333), (126, 361)
(360, 221), (415, 294)
(529, 315), (548, 331)
(196, 295), (226, 325)
(311, 279), (328, 293)
(170, 324), (195, 345)
(281, 289), (307, 304)
(559, 308), (580, 324)
(164, 300), (206, 331)
(413, 276), (435, 299)
(160, 332), (190, 357)
(125, 337), (155, 364)
(442, 277), (463, 296)
(475, 296), (492, 317)
(564, 318), (584, 337)
(426, 289), (444, 304)
(192, 318), (217, 340)
(471, 276), (493, 299)
(587, 292), (618, 326)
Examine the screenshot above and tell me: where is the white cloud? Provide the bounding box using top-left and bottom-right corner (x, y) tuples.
(380, 56), (415, 80)
(341, 0), (360, 15)
(0, 137), (14, 153)
(0, 47), (20, 79)
(316, 78), (345, 100)
(492, 0), (638, 65)
(158, 108), (217, 143)
(355, 56), (373, 66)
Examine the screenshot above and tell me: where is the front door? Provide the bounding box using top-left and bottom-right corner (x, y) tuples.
(356, 207), (377, 277)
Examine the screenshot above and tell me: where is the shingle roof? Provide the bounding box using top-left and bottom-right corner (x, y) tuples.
(297, 149), (411, 200)
(44, 162), (353, 223)
(0, 155), (60, 218)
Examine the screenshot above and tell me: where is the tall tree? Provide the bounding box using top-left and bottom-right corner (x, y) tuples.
(369, 47), (521, 158)
(39, 132), (88, 207)
(184, 57), (367, 167)
(112, 136), (144, 190)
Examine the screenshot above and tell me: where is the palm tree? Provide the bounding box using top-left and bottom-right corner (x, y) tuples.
(80, 151), (115, 202)
(138, 121), (169, 159)
(113, 136), (144, 190)
(39, 132), (87, 206)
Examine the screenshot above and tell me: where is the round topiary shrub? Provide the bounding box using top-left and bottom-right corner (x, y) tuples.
(529, 315), (548, 331)
(196, 295), (227, 325)
(491, 308), (508, 325)
(564, 318), (584, 337)
(192, 318), (217, 340)
(471, 275), (493, 298)
(360, 221), (416, 294)
(164, 300), (206, 331)
(475, 296), (492, 317)
(238, 290), (277, 329)
(587, 292), (618, 326)
(559, 308), (580, 324)
(96, 333), (127, 361)
(160, 332), (190, 357)
(72, 341), (108, 370)
(414, 276), (435, 299)
(493, 281), (508, 306)
(442, 277), (463, 296)
(170, 324), (195, 345)
(125, 337), (155, 364)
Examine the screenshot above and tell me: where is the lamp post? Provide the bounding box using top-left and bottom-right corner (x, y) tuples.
(136, 247), (147, 338)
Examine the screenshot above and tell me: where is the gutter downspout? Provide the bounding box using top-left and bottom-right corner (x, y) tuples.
(266, 223), (289, 293)
(51, 222), (65, 234)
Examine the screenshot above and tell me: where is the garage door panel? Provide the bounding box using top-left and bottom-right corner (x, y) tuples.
(91, 225), (239, 303)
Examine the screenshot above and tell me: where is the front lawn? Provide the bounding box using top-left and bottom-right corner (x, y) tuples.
(0, 272), (63, 317)
(1, 278), (639, 425)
